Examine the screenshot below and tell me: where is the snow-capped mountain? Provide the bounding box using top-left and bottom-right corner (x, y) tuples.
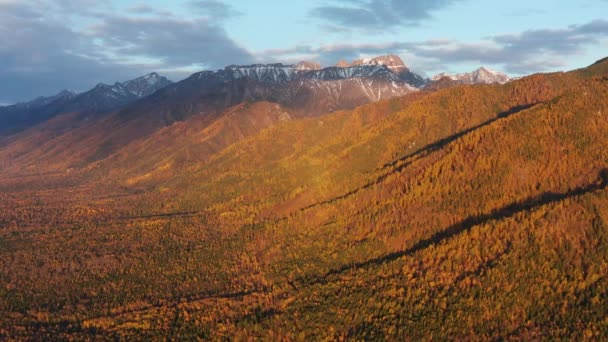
(222, 64), (303, 83)
(351, 55), (408, 73)
(63, 82), (138, 113)
(207, 55), (426, 88)
(56, 73), (172, 113)
(163, 55), (423, 119)
(294, 61), (322, 71)
(307, 65), (403, 81)
(123, 73), (173, 97)
(337, 55), (428, 87)
(432, 67), (510, 84)
(0, 73), (173, 136)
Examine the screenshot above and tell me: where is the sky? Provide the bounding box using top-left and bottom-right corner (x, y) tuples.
(1, 0), (608, 104)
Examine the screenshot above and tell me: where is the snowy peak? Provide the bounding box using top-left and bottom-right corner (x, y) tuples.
(472, 67), (510, 84)
(432, 67), (510, 84)
(339, 55), (408, 73)
(59, 73), (172, 113)
(219, 58), (419, 85)
(90, 82), (133, 99)
(88, 73), (172, 100)
(352, 55), (408, 73)
(332, 55), (426, 87)
(122, 73), (173, 97)
(307, 64), (402, 82)
(294, 61), (321, 71)
(335, 59), (350, 68)
(224, 63), (298, 83)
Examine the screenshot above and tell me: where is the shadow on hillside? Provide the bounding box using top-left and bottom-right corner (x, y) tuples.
(299, 103), (537, 212)
(18, 288), (258, 338)
(381, 103), (536, 170)
(299, 169), (608, 285)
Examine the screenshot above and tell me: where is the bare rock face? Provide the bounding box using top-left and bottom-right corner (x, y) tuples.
(351, 55), (408, 74)
(335, 59), (350, 68)
(337, 55), (427, 88)
(432, 67), (510, 85)
(295, 61), (322, 71)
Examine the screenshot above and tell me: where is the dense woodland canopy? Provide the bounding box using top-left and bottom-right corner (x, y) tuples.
(1, 59), (608, 339)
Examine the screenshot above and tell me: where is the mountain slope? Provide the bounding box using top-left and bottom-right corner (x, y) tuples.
(0, 90), (76, 137)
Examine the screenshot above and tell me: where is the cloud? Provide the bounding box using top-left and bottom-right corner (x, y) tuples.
(310, 0), (462, 30)
(260, 19), (608, 75)
(188, 0), (242, 21)
(416, 19), (608, 73)
(0, 1), (129, 103)
(126, 3), (174, 16)
(257, 42), (413, 67)
(0, 0), (253, 103)
(91, 16), (252, 68)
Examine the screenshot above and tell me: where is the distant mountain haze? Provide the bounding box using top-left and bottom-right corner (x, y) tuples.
(0, 73), (172, 137)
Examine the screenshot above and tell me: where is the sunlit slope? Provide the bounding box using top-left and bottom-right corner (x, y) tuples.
(157, 71), (580, 217)
(577, 56), (608, 78)
(256, 73), (608, 279)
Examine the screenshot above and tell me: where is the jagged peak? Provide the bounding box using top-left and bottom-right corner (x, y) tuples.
(336, 54), (408, 73)
(225, 61), (321, 72)
(56, 89), (76, 97)
(475, 66), (503, 75)
(369, 55), (407, 69)
(336, 59), (350, 68)
(93, 82), (111, 89)
(294, 61), (321, 71)
(124, 72), (170, 84)
(225, 63), (290, 70)
(431, 66), (510, 84)
(188, 56), (425, 87)
(591, 56), (608, 66)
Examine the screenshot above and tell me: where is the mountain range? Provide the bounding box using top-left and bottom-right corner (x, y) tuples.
(0, 73), (172, 136)
(431, 67), (510, 84)
(0, 55), (507, 140)
(0, 55), (510, 171)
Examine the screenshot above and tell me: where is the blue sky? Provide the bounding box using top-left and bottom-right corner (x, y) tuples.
(1, 0), (607, 104)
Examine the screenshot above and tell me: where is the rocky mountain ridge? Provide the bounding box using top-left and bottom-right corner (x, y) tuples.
(432, 67), (510, 84)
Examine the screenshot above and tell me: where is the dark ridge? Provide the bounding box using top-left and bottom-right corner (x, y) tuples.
(592, 57), (608, 65)
(297, 169), (608, 286)
(297, 103), (538, 213)
(13, 289), (260, 339)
